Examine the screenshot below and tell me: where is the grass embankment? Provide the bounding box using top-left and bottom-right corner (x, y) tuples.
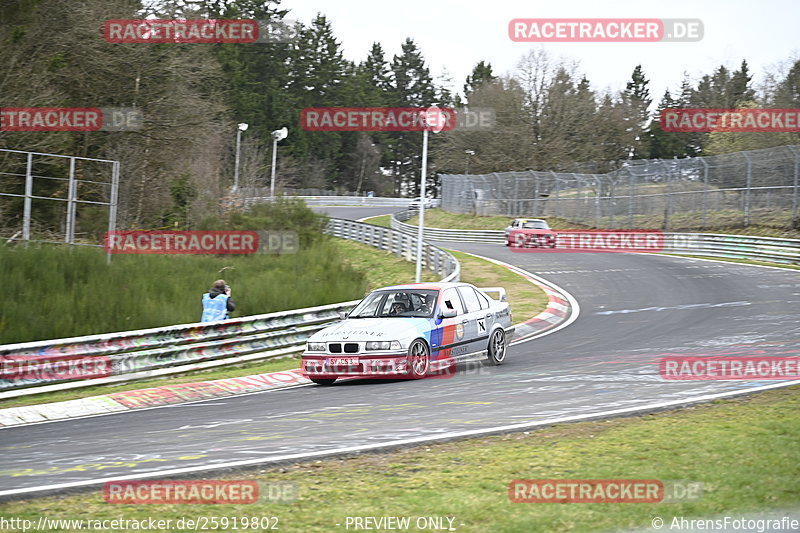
(0, 239), (366, 345)
(361, 214), (391, 227)
(3, 385), (798, 532)
(405, 209), (581, 231)
(0, 200), (368, 345)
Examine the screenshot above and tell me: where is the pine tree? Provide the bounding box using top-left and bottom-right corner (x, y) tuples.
(464, 61), (496, 101)
(728, 59), (756, 106)
(286, 14), (351, 186)
(622, 65), (652, 159)
(388, 38), (436, 195)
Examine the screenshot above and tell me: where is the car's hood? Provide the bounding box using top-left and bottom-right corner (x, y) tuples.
(309, 317), (432, 342)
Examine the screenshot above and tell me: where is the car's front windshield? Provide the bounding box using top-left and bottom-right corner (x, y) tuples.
(523, 221), (549, 229)
(349, 289), (438, 318)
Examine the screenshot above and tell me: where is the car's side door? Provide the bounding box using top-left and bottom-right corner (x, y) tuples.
(474, 288), (496, 336)
(457, 286), (489, 354)
(438, 287), (471, 358)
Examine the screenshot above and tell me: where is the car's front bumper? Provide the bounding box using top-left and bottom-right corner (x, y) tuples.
(301, 352), (410, 378)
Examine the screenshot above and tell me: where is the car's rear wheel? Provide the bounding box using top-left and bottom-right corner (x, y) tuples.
(407, 339), (430, 378)
(310, 378), (336, 386)
(487, 329), (506, 365)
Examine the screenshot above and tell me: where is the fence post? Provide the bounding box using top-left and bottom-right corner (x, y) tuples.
(743, 152), (752, 227)
(628, 169), (635, 229)
(700, 157), (709, 229)
(22, 152), (33, 243)
(107, 161), (120, 265)
(65, 157), (78, 244)
(659, 159), (672, 232)
(592, 175), (601, 227)
(788, 146), (799, 228)
(551, 171), (560, 218)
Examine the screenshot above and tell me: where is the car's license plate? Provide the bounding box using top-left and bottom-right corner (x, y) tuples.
(327, 358), (359, 366)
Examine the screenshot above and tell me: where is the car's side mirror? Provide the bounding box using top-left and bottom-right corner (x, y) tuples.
(337, 309), (349, 320)
(440, 308), (457, 319)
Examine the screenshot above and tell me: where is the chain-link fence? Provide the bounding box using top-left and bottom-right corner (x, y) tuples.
(440, 145), (800, 231)
(0, 149), (119, 246)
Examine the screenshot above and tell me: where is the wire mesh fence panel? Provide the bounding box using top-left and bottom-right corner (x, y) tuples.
(0, 149), (119, 247)
(439, 145), (800, 230)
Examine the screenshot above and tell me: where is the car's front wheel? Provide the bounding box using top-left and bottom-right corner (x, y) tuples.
(487, 328), (506, 365)
(406, 339), (430, 378)
(310, 378), (336, 386)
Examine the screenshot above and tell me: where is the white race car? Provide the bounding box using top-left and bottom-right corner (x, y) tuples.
(301, 282), (514, 385)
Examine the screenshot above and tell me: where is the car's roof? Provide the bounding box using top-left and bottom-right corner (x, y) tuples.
(375, 282), (470, 291)
(513, 217), (546, 222)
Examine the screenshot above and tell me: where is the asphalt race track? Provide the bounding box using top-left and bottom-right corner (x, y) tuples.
(2, 206), (799, 497)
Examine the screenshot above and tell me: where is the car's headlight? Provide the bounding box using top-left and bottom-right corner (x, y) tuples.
(307, 342), (326, 352)
(365, 340), (402, 350)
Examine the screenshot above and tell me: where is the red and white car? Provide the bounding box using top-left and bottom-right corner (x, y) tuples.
(505, 218), (557, 248)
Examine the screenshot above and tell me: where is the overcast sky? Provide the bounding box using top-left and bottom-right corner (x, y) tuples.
(279, 0), (799, 103)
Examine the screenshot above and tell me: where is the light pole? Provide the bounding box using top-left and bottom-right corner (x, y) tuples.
(415, 106), (447, 283)
(270, 127), (288, 199)
(233, 123), (248, 191)
(464, 149), (475, 173)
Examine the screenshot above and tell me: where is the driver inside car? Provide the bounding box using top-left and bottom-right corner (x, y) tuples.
(390, 302), (408, 315)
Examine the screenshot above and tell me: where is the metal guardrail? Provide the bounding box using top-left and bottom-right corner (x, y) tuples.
(663, 233), (800, 265)
(328, 218), (461, 281)
(244, 195), (412, 207)
(390, 211), (800, 265)
(0, 303), (356, 396)
(0, 218), (459, 396)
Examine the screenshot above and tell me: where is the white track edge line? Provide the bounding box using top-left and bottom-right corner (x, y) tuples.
(450, 250), (581, 345)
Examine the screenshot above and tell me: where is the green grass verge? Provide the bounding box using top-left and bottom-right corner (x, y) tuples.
(596, 208), (800, 238)
(405, 210), (583, 230)
(334, 239), (438, 291)
(3, 385), (798, 532)
(360, 214), (391, 227)
(0, 238), (367, 345)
